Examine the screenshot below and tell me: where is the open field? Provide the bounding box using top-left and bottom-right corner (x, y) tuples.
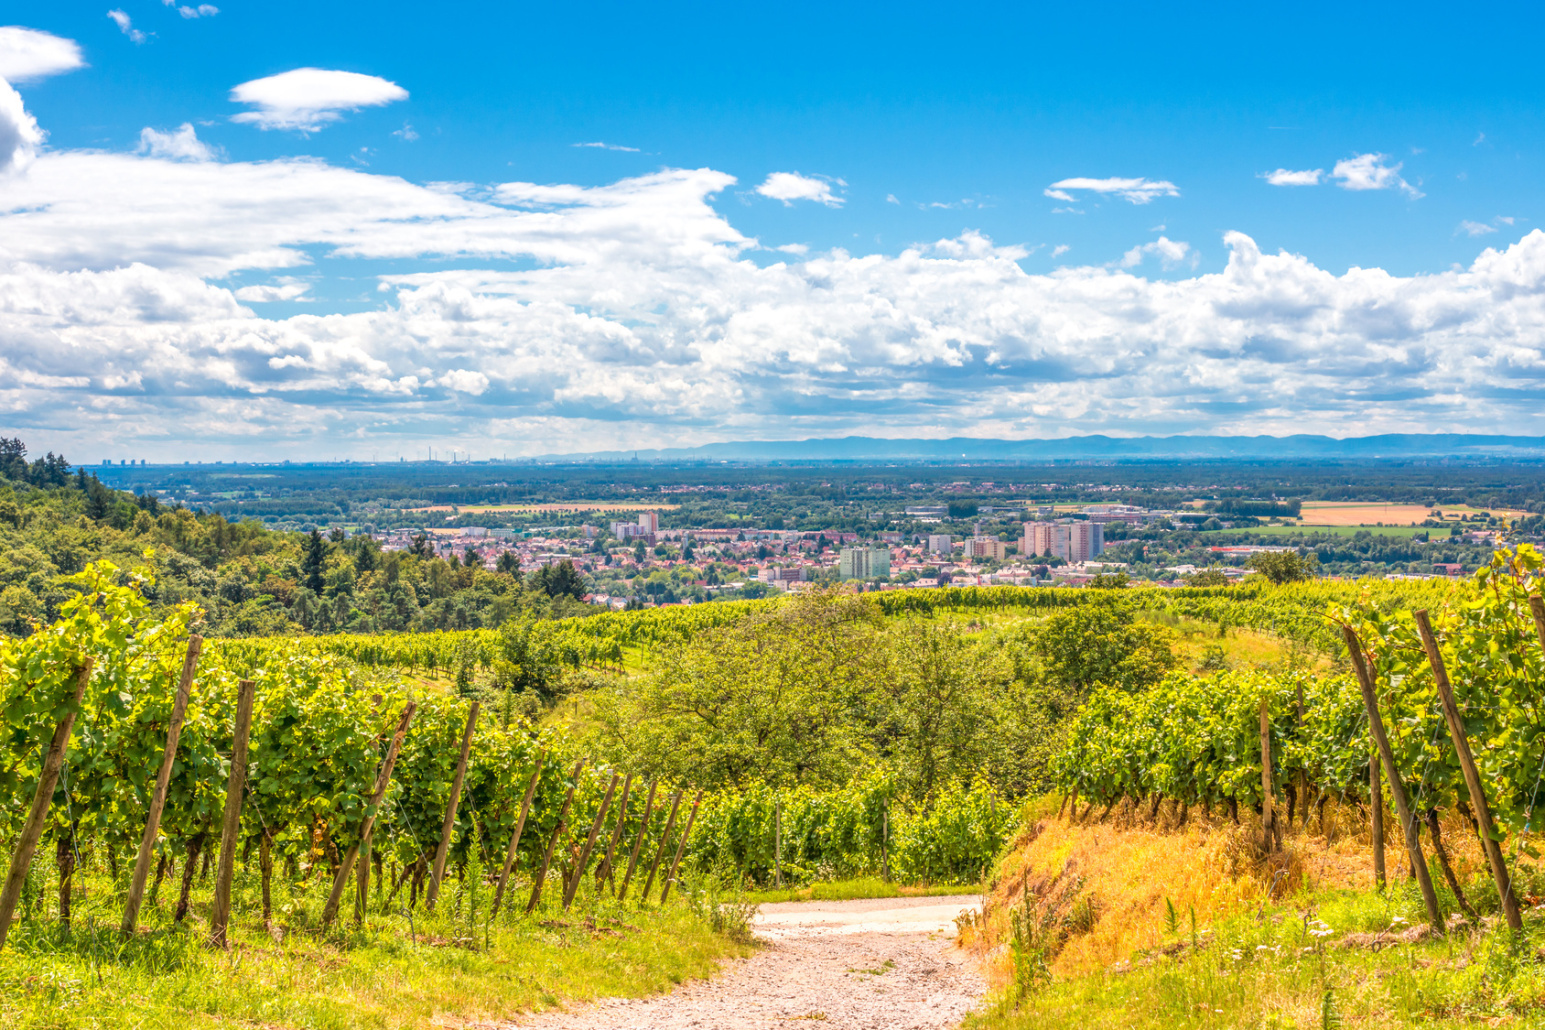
(408, 502), (680, 514)
(1207, 523), (1439, 539)
(1297, 501), (1523, 525)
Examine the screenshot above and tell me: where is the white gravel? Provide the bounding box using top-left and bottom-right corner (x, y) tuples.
(511, 895), (987, 1030)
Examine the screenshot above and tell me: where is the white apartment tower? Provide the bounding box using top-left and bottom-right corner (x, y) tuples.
(637, 511), (660, 534)
(1022, 520), (1102, 562)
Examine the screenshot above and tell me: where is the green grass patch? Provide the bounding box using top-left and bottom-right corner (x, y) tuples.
(1203, 523), (1439, 539)
(0, 869), (748, 1030)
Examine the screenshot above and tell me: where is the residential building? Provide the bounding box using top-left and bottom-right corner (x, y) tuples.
(1023, 520), (1103, 562)
(759, 567), (809, 586)
(963, 536), (1007, 560)
(927, 534), (953, 555)
(838, 547), (891, 580)
(637, 511), (660, 534)
(612, 521), (648, 539)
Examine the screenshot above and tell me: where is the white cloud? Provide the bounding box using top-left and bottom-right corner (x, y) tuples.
(178, 4), (219, 17)
(756, 172), (845, 207)
(230, 68), (408, 132)
(1331, 153), (1422, 198)
(106, 10), (146, 44)
(1459, 220), (1497, 237)
(1051, 244), (1070, 258)
(234, 278), (309, 302)
(0, 78), (42, 174)
(1046, 177), (1179, 205)
(885, 194), (899, 204)
(9, 120), (1545, 456)
(393, 123), (418, 141)
(573, 141), (639, 152)
(137, 123), (215, 162)
(1263, 168), (1323, 187)
(0, 27), (84, 82)
(432, 369), (490, 394)
(775, 243), (809, 255)
(1119, 236), (1195, 270)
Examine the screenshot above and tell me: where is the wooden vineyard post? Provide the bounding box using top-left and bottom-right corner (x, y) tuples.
(1259, 698), (1278, 851)
(322, 702), (416, 927)
(1371, 753), (1386, 890)
(1414, 610), (1522, 931)
(1295, 683), (1308, 825)
(563, 773), (618, 910)
(595, 773), (633, 888)
(425, 701), (480, 914)
(122, 636), (202, 936)
(491, 749), (544, 918)
(1342, 625), (1445, 933)
(774, 801), (782, 888)
(0, 661), (93, 952)
(881, 804), (890, 882)
(617, 781), (658, 902)
(659, 791), (702, 904)
(209, 678), (255, 949)
(526, 760), (585, 914)
(1530, 596), (1545, 656)
(639, 789), (683, 904)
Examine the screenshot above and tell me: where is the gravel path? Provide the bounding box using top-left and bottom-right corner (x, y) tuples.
(512, 895), (987, 1030)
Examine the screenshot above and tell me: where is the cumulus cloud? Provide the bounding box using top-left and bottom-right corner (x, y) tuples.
(0, 78), (42, 174)
(1263, 168), (1323, 186)
(8, 126), (1545, 456)
(106, 10), (146, 44)
(756, 172), (845, 207)
(137, 123), (215, 162)
(230, 68), (408, 131)
(1119, 236), (1195, 270)
(1045, 177), (1179, 205)
(1331, 153), (1422, 198)
(0, 26), (84, 82)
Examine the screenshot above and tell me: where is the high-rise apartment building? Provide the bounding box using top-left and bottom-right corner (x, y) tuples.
(838, 547), (891, 580)
(637, 511), (659, 534)
(927, 534), (954, 555)
(1022, 520), (1102, 562)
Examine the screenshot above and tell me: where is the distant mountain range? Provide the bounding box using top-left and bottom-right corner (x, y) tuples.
(545, 434), (1545, 463)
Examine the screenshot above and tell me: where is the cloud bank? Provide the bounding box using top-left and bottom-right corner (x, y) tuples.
(2, 78), (1545, 457)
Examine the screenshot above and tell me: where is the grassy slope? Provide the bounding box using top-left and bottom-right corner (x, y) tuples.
(0, 870), (747, 1030)
(965, 802), (1545, 1029)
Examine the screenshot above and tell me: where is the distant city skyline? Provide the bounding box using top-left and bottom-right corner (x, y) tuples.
(4, 3), (1545, 459)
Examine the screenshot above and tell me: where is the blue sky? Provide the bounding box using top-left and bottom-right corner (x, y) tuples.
(24, 0), (1543, 276)
(3, 2), (1545, 458)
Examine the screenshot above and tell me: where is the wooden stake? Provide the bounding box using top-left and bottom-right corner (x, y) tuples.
(595, 773), (632, 887)
(0, 660), (92, 952)
(1413, 609), (1522, 931)
(563, 773), (618, 910)
(526, 759), (585, 914)
(210, 678), (255, 948)
(617, 781), (657, 902)
(122, 636), (202, 936)
(491, 749), (544, 918)
(1259, 698), (1277, 851)
(1371, 752), (1386, 890)
(1529, 596), (1545, 656)
(881, 804), (889, 882)
(322, 701), (416, 927)
(639, 789), (683, 904)
(1342, 625), (1445, 934)
(658, 791), (702, 904)
(774, 801), (782, 888)
(425, 701), (479, 913)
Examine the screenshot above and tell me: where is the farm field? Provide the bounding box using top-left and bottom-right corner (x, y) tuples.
(1206, 523), (1439, 539)
(1296, 500), (1523, 525)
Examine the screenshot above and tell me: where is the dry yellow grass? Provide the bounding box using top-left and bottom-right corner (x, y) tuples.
(972, 800), (1490, 987)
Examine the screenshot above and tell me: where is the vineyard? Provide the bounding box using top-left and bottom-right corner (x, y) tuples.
(0, 561), (1015, 964)
(1053, 545), (1545, 931)
(206, 576), (1458, 683)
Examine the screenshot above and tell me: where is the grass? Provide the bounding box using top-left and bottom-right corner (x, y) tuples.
(0, 862), (749, 1029)
(1203, 524), (1444, 540)
(741, 876), (984, 904)
(966, 799), (1545, 1029)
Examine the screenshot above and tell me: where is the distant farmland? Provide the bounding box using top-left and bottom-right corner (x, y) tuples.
(1297, 501), (1523, 526)
(409, 501), (680, 514)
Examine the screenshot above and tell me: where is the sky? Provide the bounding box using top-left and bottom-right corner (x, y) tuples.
(3, 1), (1545, 460)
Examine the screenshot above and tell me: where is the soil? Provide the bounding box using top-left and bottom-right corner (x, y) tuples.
(510, 895), (987, 1030)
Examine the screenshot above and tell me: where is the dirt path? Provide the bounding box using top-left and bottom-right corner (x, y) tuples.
(512, 895), (987, 1030)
